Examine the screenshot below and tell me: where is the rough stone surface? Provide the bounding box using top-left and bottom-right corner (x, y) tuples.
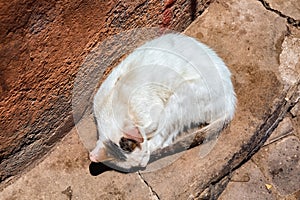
(267, 0), (300, 20)
(219, 160), (276, 200)
(0, 0), (211, 187)
(253, 136), (300, 196)
(279, 35), (300, 86)
(290, 101), (300, 117)
(141, 0), (290, 198)
(265, 117), (294, 145)
(0, 0), (300, 199)
(290, 84), (300, 140)
(0, 129), (155, 200)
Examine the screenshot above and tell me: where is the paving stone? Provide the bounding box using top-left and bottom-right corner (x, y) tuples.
(0, 129), (155, 200)
(281, 190), (300, 200)
(219, 160), (276, 200)
(279, 35), (300, 86)
(267, 0), (300, 20)
(253, 136), (300, 196)
(265, 117), (294, 145)
(141, 0), (289, 198)
(290, 101), (300, 117)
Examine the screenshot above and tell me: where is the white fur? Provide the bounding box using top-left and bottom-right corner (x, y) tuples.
(91, 33), (236, 170)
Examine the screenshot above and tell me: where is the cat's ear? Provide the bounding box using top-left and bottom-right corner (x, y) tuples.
(123, 127), (144, 143)
(89, 141), (113, 162)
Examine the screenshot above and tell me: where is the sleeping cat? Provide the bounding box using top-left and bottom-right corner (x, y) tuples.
(89, 33), (236, 171)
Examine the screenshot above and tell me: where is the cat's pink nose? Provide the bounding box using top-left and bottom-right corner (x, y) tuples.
(89, 152), (99, 163)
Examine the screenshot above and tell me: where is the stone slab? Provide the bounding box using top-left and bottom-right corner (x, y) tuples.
(219, 160), (276, 200)
(0, 129), (155, 200)
(140, 0), (289, 198)
(267, 0), (300, 20)
(265, 117), (294, 145)
(253, 136), (300, 196)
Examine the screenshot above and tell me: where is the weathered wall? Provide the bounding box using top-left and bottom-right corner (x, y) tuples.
(0, 0), (212, 184)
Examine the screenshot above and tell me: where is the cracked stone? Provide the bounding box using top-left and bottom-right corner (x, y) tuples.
(290, 101), (300, 117)
(139, 0), (290, 198)
(264, 117), (294, 145)
(267, 0), (300, 20)
(0, 130), (154, 200)
(253, 136), (300, 196)
(219, 160), (276, 200)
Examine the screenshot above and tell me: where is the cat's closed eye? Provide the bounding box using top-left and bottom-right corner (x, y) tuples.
(89, 33), (236, 170)
(119, 137), (139, 152)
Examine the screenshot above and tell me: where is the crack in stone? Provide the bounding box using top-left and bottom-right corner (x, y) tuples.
(137, 172), (160, 200)
(263, 132), (294, 146)
(197, 176), (230, 200)
(193, 83), (300, 199)
(258, 0), (300, 27)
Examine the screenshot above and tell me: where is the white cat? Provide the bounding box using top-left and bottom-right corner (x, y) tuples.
(89, 33), (236, 171)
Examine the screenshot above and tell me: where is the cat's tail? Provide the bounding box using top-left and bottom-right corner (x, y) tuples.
(192, 117), (229, 158)
(149, 117), (229, 162)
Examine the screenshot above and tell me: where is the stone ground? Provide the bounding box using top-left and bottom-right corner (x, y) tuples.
(1, 0), (299, 199)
